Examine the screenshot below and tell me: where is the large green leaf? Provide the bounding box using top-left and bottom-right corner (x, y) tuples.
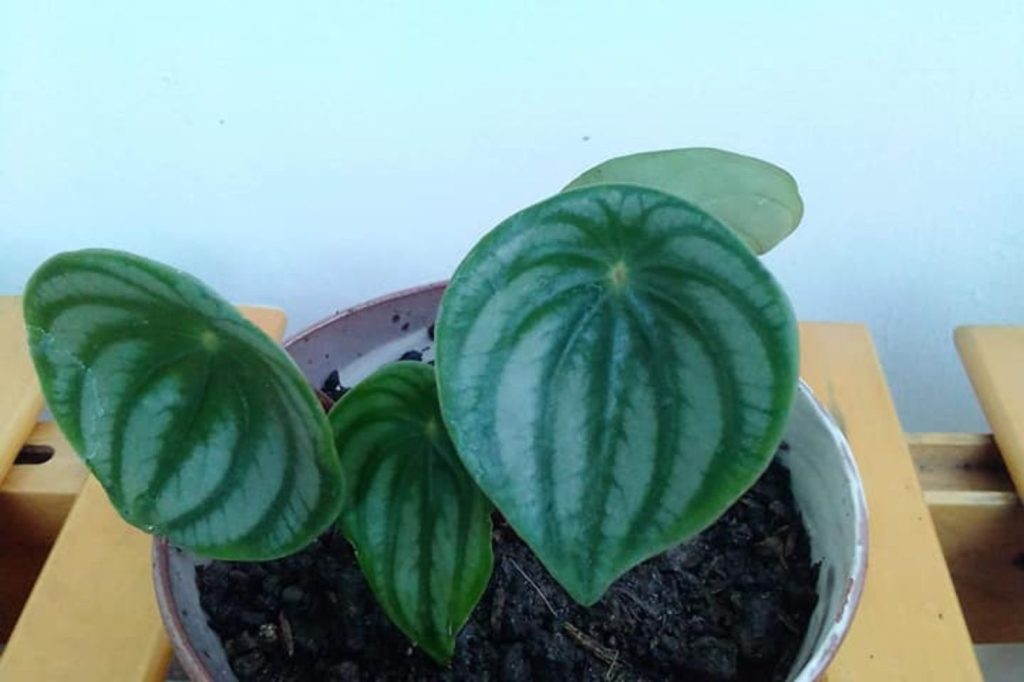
(564, 148), (804, 254)
(330, 362), (493, 664)
(23, 249), (344, 559)
(435, 185), (798, 605)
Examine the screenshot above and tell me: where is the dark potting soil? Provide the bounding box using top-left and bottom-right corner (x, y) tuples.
(197, 454), (818, 682)
(320, 370), (349, 402)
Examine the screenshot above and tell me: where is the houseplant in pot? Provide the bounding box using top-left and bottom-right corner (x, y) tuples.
(22, 149), (866, 681)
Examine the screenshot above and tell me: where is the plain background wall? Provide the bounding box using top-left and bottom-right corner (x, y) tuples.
(2, 2), (1022, 432)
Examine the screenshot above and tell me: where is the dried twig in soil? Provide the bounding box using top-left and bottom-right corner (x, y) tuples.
(506, 557), (628, 678)
(507, 557), (558, 616)
(564, 623), (621, 667)
(278, 611), (295, 657)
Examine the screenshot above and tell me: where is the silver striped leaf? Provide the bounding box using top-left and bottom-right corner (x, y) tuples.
(330, 362), (492, 664)
(23, 249), (344, 560)
(435, 185), (798, 605)
(564, 148), (804, 254)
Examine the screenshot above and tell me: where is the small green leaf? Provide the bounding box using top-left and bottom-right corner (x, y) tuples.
(436, 185), (798, 605)
(23, 249), (344, 560)
(564, 148), (804, 254)
(330, 362), (493, 664)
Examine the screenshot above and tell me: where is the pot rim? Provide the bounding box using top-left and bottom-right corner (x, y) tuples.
(154, 281), (869, 682)
(788, 380), (869, 681)
(153, 542), (213, 682)
(282, 279), (449, 351)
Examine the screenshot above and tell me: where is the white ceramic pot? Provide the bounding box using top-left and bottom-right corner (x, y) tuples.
(153, 282), (868, 681)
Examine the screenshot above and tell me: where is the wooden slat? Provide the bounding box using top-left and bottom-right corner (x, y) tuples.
(910, 433), (1013, 493)
(0, 423), (88, 639)
(800, 323), (982, 681)
(955, 326), (1024, 499)
(927, 493), (1024, 643)
(0, 422), (88, 547)
(0, 305), (287, 681)
(0, 478), (173, 680)
(909, 433), (1024, 643)
(0, 297), (43, 483)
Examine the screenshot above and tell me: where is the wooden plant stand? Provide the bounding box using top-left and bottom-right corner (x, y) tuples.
(2, 294), (1016, 680)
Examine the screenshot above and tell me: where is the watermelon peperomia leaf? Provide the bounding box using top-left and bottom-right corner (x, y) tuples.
(564, 147), (804, 254)
(329, 362), (493, 664)
(22, 249), (344, 560)
(435, 185), (798, 605)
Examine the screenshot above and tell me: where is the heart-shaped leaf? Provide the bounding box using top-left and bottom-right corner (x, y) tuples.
(564, 148), (803, 254)
(435, 185), (798, 605)
(23, 249), (344, 559)
(330, 362), (493, 664)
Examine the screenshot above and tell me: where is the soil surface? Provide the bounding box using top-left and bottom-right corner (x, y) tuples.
(197, 454), (818, 681)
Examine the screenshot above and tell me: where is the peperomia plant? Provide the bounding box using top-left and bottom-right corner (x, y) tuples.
(23, 148), (802, 665)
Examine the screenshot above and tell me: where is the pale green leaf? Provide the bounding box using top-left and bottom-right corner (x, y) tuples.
(564, 148), (803, 254)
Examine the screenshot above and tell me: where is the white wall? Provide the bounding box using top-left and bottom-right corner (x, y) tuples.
(2, 1), (1022, 432)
